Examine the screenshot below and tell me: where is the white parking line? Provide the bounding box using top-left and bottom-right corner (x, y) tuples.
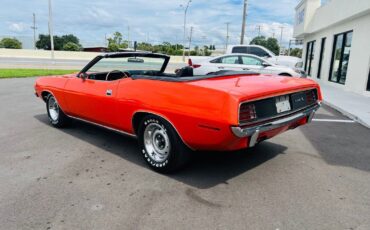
(312, 118), (356, 123)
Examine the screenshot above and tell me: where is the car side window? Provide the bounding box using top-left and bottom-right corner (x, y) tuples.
(232, 46), (247, 53)
(210, 58), (222, 63)
(241, 56), (263, 66)
(220, 56), (241, 64)
(249, 47), (271, 58)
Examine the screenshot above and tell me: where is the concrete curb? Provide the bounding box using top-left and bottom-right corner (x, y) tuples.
(322, 100), (370, 129)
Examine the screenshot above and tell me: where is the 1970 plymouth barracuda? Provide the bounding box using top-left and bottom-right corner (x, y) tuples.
(34, 52), (322, 173)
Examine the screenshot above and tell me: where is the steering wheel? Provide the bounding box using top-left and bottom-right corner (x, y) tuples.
(105, 70), (130, 81)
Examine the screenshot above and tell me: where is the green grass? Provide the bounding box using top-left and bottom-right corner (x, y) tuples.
(0, 69), (78, 78)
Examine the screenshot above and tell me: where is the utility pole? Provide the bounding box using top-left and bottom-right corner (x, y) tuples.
(288, 39), (292, 56)
(240, 0), (248, 44)
(279, 26), (284, 52)
(48, 0), (54, 59)
(188, 26), (193, 57)
(30, 13), (37, 50)
(181, 0), (192, 62)
(225, 22), (230, 52)
(256, 25), (262, 37)
(127, 26), (130, 48)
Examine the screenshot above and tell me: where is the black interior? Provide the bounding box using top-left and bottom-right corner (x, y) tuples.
(87, 66), (195, 81)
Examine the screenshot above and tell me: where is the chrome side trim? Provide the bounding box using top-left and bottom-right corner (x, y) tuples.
(231, 103), (320, 146)
(132, 110), (195, 151)
(67, 115), (137, 138)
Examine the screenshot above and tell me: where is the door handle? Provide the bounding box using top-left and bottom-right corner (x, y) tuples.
(106, 89), (112, 96)
(243, 68), (250, 70)
(218, 66), (225, 69)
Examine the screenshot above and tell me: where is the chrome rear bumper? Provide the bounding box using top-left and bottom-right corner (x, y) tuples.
(231, 103), (320, 147)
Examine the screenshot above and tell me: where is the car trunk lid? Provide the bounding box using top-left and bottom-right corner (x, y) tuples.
(185, 74), (320, 102)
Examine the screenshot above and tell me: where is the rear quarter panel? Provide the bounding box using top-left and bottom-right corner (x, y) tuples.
(115, 79), (240, 150)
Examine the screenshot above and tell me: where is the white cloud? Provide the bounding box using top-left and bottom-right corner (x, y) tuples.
(7, 22), (27, 33)
(0, 0), (299, 47)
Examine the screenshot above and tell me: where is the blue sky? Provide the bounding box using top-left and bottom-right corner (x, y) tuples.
(0, 0), (300, 49)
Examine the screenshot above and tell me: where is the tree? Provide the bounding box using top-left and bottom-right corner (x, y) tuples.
(107, 32), (129, 51)
(265, 37), (280, 55)
(61, 34), (80, 46)
(289, 48), (302, 58)
(36, 34), (82, 51)
(203, 45), (212, 56)
(250, 36), (280, 55)
(107, 41), (119, 52)
(63, 42), (81, 51)
(112, 32), (123, 45)
(194, 46), (199, 55)
(250, 36), (267, 47)
(0, 38), (22, 49)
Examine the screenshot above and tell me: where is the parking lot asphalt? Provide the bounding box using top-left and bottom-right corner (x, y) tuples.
(1, 77), (370, 230)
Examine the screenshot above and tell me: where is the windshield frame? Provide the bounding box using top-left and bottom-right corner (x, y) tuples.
(78, 52), (170, 77)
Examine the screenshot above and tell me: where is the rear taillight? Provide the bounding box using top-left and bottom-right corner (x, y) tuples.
(239, 103), (257, 123)
(306, 90), (317, 105)
(188, 59), (201, 68)
(192, 64), (201, 68)
(188, 58), (193, 66)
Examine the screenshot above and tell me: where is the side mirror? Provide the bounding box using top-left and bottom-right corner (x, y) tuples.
(79, 72), (87, 80)
(262, 62), (271, 67)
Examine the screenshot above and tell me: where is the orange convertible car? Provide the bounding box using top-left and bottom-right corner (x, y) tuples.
(34, 52), (322, 172)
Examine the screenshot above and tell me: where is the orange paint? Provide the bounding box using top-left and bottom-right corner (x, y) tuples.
(35, 73), (322, 151)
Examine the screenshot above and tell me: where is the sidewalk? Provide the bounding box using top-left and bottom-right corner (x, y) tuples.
(320, 84), (370, 128)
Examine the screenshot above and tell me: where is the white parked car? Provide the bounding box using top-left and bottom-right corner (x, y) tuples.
(190, 54), (306, 77)
(226, 45), (303, 69)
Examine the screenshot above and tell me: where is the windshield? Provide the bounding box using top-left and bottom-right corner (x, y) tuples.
(87, 56), (167, 73)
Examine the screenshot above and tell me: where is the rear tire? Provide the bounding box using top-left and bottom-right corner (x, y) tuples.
(138, 115), (191, 173)
(46, 94), (69, 128)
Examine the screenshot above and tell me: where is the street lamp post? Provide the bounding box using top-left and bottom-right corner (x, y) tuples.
(181, 0), (192, 62)
(48, 0), (54, 60)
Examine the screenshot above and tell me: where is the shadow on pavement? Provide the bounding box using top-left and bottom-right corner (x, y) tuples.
(300, 105), (370, 172)
(34, 114), (287, 189)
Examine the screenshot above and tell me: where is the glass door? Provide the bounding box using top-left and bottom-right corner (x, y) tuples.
(317, 37), (326, 79)
(304, 41), (316, 76)
(329, 31), (353, 84)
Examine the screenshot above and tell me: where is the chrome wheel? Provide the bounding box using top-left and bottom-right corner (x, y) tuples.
(48, 96), (59, 121)
(143, 123), (171, 163)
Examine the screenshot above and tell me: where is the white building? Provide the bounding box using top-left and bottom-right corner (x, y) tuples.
(293, 0), (370, 96)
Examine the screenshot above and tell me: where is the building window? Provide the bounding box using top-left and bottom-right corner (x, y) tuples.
(317, 37), (326, 79)
(329, 31), (353, 84)
(304, 41), (315, 76)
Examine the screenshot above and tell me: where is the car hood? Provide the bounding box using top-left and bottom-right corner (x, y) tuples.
(186, 74), (319, 101)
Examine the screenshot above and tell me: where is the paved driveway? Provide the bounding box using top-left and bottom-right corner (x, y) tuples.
(0, 78), (369, 230)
